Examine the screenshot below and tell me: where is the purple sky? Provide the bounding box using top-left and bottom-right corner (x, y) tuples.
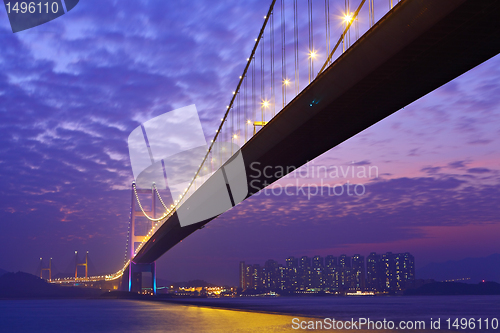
(0, 0), (499, 285)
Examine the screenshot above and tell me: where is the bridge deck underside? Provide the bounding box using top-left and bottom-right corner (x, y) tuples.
(133, 0), (500, 264)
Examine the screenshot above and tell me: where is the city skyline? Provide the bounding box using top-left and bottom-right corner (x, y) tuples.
(239, 251), (415, 294)
(0, 0), (499, 287)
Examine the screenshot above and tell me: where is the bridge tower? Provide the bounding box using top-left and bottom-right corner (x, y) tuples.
(75, 251), (88, 279)
(122, 183), (157, 295)
(40, 257), (52, 281)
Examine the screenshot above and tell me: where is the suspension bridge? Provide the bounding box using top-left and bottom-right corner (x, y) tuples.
(48, 0), (500, 293)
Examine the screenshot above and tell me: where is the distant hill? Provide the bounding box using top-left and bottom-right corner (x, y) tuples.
(156, 278), (219, 288)
(417, 254), (500, 283)
(172, 280), (218, 288)
(405, 281), (500, 296)
(156, 277), (174, 288)
(0, 268), (7, 277)
(0, 272), (101, 299)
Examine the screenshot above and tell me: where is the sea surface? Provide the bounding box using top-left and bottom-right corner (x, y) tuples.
(0, 295), (499, 332)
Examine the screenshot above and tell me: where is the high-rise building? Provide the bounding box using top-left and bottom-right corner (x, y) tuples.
(285, 256), (298, 291)
(263, 259), (279, 290)
(251, 264), (262, 290)
(338, 254), (351, 291)
(239, 261), (246, 289)
(325, 255), (337, 269)
(339, 254), (350, 268)
(244, 264), (253, 289)
(394, 252), (415, 291)
(381, 252), (395, 291)
(299, 256), (311, 290)
(351, 254), (365, 291)
(366, 252), (384, 292)
(278, 264), (286, 290)
(381, 252), (415, 292)
(324, 255), (338, 290)
(312, 256), (323, 289)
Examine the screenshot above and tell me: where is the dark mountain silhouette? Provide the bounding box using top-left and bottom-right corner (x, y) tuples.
(0, 268), (7, 277)
(156, 277), (174, 288)
(417, 254), (500, 283)
(405, 281), (500, 295)
(0, 272), (101, 299)
(172, 280), (217, 288)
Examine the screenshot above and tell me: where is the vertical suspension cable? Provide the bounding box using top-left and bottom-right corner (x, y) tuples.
(244, 76), (248, 142)
(325, 0), (330, 66)
(230, 103), (233, 155)
(270, 11), (275, 117)
(355, 9), (359, 40)
(369, 0), (374, 27)
(218, 113), (222, 167)
(343, 0), (350, 52)
(347, 0), (351, 49)
(236, 91), (239, 149)
(308, 0), (313, 83)
(252, 58), (256, 134)
(236, 91), (240, 148)
(261, 33), (265, 124)
(293, 0), (299, 95)
(389, 0), (393, 9)
(281, 0), (286, 109)
(221, 111), (225, 160)
(231, 93), (234, 150)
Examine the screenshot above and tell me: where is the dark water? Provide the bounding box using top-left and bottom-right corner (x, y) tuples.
(0, 296), (498, 332)
(169, 295), (500, 321)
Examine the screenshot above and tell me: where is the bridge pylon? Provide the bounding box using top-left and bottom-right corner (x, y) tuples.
(121, 183), (157, 294)
(40, 257), (52, 281)
(75, 251), (88, 280)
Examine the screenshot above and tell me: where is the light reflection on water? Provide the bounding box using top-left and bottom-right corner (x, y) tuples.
(1, 296), (499, 332)
(0, 299), (309, 333)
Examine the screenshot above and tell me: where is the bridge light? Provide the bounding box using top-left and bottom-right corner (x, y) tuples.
(283, 79), (290, 86)
(247, 120), (251, 124)
(308, 50), (317, 59)
(343, 13), (353, 23)
(261, 100), (270, 108)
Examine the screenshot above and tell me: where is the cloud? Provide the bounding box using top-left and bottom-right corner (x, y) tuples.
(421, 166), (441, 174)
(468, 139), (492, 145)
(448, 161), (467, 169)
(351, 160), (371, 166)
(467, 167), (491, 174)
